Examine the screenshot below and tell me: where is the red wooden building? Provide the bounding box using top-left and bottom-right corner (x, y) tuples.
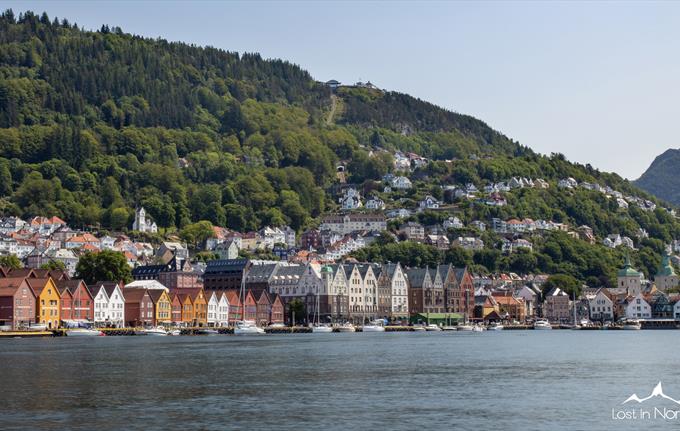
(57, 285), (73, 322)
(170, 292), (183, 325)
(57, 280), (94, 322)
(271, 295), (284, 324)
(243, 290), (257, 322)
(256, 291), (272, 326)
(123, 288), (154, 327)
(0, 278), (36, 330)
(225, 290), (242, 324)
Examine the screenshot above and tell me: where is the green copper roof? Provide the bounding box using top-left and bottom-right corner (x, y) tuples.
(656, 252), (676, 277)
(617, 254), (642, 277)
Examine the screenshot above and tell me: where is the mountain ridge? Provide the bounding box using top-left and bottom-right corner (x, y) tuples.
(635, 148), (680, 206)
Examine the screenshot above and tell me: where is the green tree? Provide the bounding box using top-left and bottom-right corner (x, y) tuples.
(0, 255), (22, 269)
(75, 250), (132, 284)
(180, 220), (215, 249)
(40, 260), (66, 271)
(542, 273), (582, 297)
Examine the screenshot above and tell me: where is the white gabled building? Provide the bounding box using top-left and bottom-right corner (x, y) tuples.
(132, 207), (158, 234)
(217, 292), (230, 327)
(624, 293), (652, 319)
(588, 289), (614, 321)
(443, 216), (464, 230)
(206, 290), (219, 327)
(419, 195), (440, 210)
(391, 176), (412, 190)
(365, 196), (385, 210)
(90, 282), (126, 328)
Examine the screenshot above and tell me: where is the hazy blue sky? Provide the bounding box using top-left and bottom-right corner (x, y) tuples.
(6, 1), (679, 179)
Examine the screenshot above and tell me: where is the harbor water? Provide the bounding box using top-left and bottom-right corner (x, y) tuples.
(1, 331), (680, 430)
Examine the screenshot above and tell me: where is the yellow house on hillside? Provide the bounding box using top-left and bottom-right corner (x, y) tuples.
(27, 278), (61, 329)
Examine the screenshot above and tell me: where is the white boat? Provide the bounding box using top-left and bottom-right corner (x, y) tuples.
(135, 326), (168, 336)
(362, 320), (386, 333)
(488, 323), (504, 331)
(336, 323), (356, 333)
(623, 319), (642, 330)
(312, 325), (333, 333)
(441, 326), (457, 331)
(412, 325), (426, 332)
(425, 324), (442, 332)
(234, 320), (265, 335)
(168, 329), (181, 336)
(67, 328), (104, 337)
(25, 323), (48, 331)
(533, 319), (552, 330)
(457, 324), (474, 332)
(472, 324), (486, 332)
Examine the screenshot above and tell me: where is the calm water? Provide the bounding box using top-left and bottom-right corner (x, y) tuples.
(2, 331), (680, 430)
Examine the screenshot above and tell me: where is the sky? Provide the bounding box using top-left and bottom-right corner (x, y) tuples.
(5, 1), (680, 179)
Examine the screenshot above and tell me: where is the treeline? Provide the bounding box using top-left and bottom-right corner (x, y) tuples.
(352, 232), (665, 289)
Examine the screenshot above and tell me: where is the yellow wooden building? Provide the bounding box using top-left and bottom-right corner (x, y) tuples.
(27, 278), (61, 329)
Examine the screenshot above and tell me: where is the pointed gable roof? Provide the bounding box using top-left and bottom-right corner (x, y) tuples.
(123, 288), (150, 304)
(257, 290), (272, 305)
(0, 277), (33, 298)
(7, 268), (37, 279)
(406, 267), (430, 288)
(25, 278), (54, 298)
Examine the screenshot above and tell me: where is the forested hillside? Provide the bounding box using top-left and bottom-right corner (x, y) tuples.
(1, 10), (679, 288)
(0, 10), (521, 231)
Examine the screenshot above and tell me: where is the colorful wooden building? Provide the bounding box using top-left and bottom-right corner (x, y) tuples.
(148, 289), (172, 325)
(0, 278), (36, 330)
(27, 278), (61, 329)
(123, 288), (154, 327)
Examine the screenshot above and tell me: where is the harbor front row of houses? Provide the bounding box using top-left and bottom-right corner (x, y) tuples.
(0, 260), (476, 330)
(0, 267), (287, 330)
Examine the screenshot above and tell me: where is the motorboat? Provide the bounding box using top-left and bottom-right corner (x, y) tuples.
(425, 324), (442, 332)
(336, 323), (356, 333)
(533, 319), (552, 330)
(488, 322), (504, 331)
(67, 328), (104, 337)
(457, 324), (474, 332)
(311, 324), (333, 333)
(138, 327), (169, 336)
(623, 319), (642, 330)
(25, 323), (48, 331)
(361, 320), (386, 333)
(472, 324), (486, 332)
(234, 320), (265, 335)
(441, 325), (457, 331)
(168, 329), (181, 336)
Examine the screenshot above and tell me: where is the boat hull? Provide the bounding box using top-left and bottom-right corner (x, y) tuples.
(361, 325), (386, 332)
(312, 326), (333, 333)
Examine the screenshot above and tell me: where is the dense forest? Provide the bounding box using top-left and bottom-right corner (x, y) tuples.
(0, 10), (522, 232)
(1, 10), (679, 287)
